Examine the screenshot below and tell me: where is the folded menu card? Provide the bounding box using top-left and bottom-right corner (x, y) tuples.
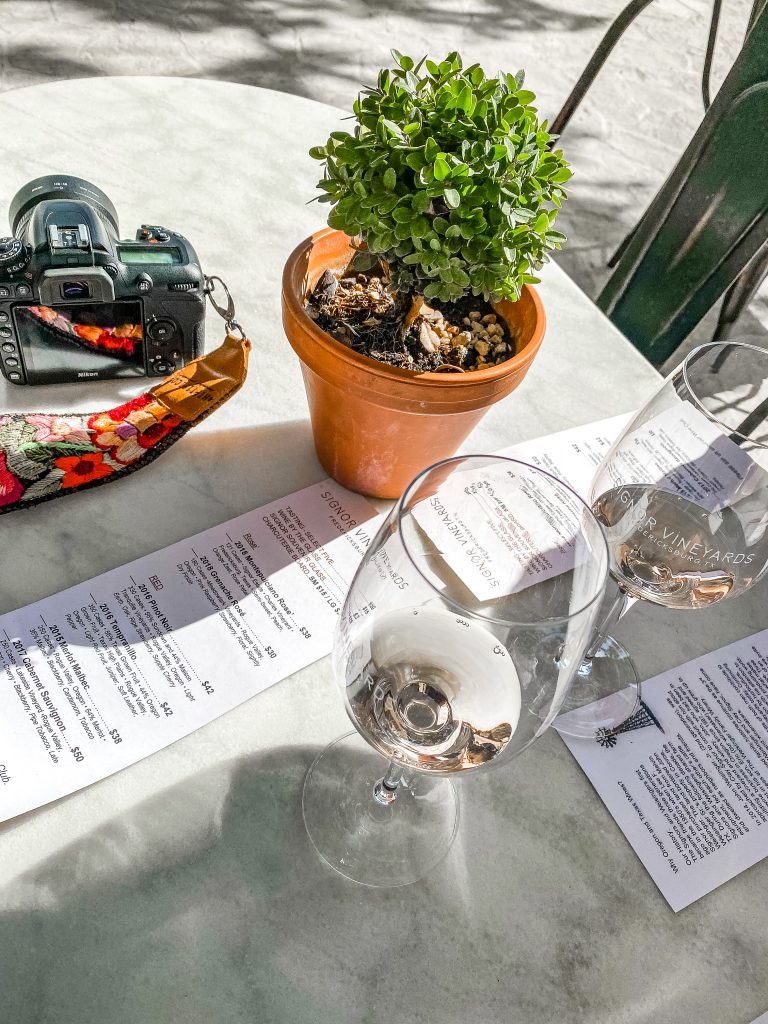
(558, 631), (768, 911)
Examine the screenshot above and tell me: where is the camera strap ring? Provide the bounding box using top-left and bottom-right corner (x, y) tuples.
(204, 274), (246, 339)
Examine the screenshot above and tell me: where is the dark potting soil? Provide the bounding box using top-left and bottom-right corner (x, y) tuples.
(305, 268), (516, 373)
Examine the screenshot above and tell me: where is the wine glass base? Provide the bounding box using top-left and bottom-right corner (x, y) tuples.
(554, 635), (641, 739)
(302, 732), (459, 887)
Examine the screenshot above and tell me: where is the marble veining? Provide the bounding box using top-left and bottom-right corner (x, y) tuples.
(0, 79), (765, 1024)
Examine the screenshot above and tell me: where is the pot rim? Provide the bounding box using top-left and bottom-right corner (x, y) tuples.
(282, 227), (546, 388)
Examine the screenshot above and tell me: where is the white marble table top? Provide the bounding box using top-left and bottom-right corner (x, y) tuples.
(0, 78), (765, 1024)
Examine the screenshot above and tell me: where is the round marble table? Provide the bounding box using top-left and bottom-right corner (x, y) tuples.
(0, 78), (765, 1024)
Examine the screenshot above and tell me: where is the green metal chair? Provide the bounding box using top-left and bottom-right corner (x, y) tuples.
(554, 1), (768, 366)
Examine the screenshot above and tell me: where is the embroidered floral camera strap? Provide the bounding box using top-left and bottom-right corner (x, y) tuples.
(0, 333), (250, 514)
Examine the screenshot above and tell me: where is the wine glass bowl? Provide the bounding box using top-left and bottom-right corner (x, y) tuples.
(556, 340), (768, 738)
(303, 455), (610, 885)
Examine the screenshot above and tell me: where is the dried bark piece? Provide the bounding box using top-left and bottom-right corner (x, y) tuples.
(418, 321), (442, 354)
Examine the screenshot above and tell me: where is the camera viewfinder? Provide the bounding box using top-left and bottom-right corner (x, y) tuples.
(61, 281), (91, 299)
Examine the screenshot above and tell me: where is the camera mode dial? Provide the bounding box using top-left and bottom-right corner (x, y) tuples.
(137, 224), (172, 243)
(0, 236), (29, 275)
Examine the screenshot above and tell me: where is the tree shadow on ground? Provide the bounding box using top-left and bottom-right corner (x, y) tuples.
(3, 0), (611, 105)
(2, 45), (106, 83)
(42, 0), (607, 36)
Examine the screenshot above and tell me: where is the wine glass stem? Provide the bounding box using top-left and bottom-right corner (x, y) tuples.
(584, 584), (636, 661)
(373, 761), (409, 806)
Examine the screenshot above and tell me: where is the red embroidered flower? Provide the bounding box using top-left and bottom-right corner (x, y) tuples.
(136, 415), (181, 449)
(55, 452), (115, 488)
(0, 451), (24, 506)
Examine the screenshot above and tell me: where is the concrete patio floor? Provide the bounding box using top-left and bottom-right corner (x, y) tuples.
(0, 0), (763, 362)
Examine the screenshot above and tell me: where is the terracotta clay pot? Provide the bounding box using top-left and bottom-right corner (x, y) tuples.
(281, 228), (546, 499)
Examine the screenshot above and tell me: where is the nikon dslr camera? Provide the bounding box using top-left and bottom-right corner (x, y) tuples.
(0, 175), (205, 385)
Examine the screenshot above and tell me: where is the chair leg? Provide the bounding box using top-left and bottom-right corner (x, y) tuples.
(550, 0), (657, 137)
(702, 0), (723, 110)
(713, 243), (768, 342)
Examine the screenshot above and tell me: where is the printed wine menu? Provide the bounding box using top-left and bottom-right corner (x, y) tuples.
(0, 412), (766, 916)
(558, 633), (768, 911)
(0, 480), (379, 822)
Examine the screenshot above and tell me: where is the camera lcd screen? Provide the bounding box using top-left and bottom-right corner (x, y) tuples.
(13, 301), (145, 384)
(117, 246), (182, 265)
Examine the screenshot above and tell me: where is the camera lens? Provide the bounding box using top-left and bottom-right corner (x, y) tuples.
(9, 176), (119, 237)
(62, 281), (90, 299)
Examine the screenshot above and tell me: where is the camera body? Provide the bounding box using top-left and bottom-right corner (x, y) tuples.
(0, 175), (205, 385)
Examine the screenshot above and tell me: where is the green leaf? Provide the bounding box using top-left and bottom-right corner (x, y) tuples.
(327, 208), (347, 231)
(381, 118), (402, 137)
(424, 137), (439, 161)
(377, 194), (400, 214)
(443, 188), (461, 209)
(308, 146), (327, 160)
(551, 167), (573, 183)
(505, 105), (525, 125)
(411, 192), (431, 214)
(433, 157), (450, 181)
(383, 167), (397, 190)
(458, 85), (476, 115)
(411, 216), (430, 237)
(516, 89), (536, 105)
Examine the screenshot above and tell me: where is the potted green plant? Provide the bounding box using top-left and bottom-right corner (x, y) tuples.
(282, 51), (572, 498)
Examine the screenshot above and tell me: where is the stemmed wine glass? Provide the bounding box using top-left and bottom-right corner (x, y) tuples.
(556, 340), (768, 738)
(302, 455), (609, 886)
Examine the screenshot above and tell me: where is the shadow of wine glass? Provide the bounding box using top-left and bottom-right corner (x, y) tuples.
(0, 730), (679, 1024)
(0, 743), (502, 1024)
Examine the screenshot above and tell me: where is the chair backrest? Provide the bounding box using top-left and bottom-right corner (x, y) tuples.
(596, 6), (768, 366)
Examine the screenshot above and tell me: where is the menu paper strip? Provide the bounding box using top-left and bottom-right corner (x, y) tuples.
(558, 630), (768, 911)
(1, 415), (631, 824)
(5, 401), (767, 897)
(0, 412), (684, 823)
(0, 481), (379, 823)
